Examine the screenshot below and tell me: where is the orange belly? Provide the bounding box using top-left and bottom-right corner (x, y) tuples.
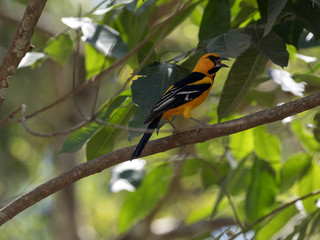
(161, 88), (211, 122)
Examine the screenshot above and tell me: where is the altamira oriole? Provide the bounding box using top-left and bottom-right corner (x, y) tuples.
(130, 53), (229, 160)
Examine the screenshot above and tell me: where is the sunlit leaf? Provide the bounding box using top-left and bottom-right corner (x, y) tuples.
(299, 162), (320, 213)
(18, 52), (46, 68)
(291, 120), (319, 152)
(294, 73), (320, 87)
(118, 164), (172, 233)
(280, 153), (312, 192)
(295, 53), (317, 63)
(61, 17), (92, 29)
(231, 2), (257, 28)
(199, 0), (230, 41)
(230, 128), (254, 160)
(217, 46), (268, 120)
(245, 157), (278, 222)
(85, 44), (107, 80)
(268, 68), (305, 97)
(109, 159), (146, 192)
(254, 125), (281, 165)
(313, 112), (320, 142)
(81, 22), (127, 58)
(256, 205), (299, 240)
(44, 33), (73, 65)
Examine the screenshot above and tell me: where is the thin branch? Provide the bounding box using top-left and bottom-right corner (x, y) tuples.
(3, 0), (193, 125)
(0, 0), (47, 107)
(155, 218), (236, 240)
(229, 188), (320, 240)
(0, 106), (22, 126)
(1, 92), (320, 225)
(20, 104), (90, 137)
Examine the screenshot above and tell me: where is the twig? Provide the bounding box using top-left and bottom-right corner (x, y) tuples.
(0, 106), (22, 126)
(229, 188), (320, 240)
(6, 0), (193, 124)
(0, 0), (47, 107)
(1, 92), (320, 225)
(20, 104), (90, 137)
(156, 218), (236, 240)
(72, 29), (88, 121)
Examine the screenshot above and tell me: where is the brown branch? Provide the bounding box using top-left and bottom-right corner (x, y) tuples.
(0, 0), (47, 107)
(0, 1), (60, 36)
(0, 92), (320, 226)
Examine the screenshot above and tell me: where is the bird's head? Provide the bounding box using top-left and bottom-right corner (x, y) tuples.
(193, 53), (230, 77)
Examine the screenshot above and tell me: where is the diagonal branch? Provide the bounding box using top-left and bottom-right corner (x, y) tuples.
(0, 0), (47, 107)
(0, 92), (320, 226)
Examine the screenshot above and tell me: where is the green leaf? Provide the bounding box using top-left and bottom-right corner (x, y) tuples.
(294, 0), (320, 40)
(294, 73), (320, 87)
(299, 162), (320, 213)
(264, 0), (288, 36)
(244, 90), (276, 107)
(256, 205), (299, 240)
(85, 44), (107, 80)
(217, 46), (268, 120)
(60, 122), (101, 153)
(280, 153), (312, 192)
(291, 120), (319, 152)
(206, 28), (252, 58)
(313, 112), (320, 142)
(254, 125), (281, 165)
(274, 19), (303, 48)
(231, 1), (257, 28)
(227, 157), (251, 196)
(245, 27), (289, 67)
(118, 164), (172, 233)
(159, 2), (198, 39)
(199, 0), (231, 41)
(86, 97), (133, 160)
(82, 22), (127, 58)
(137, 41), (157, 65)
(130, 62), (190, 137)
(245, 157), (278, 223)
(201, 161), (230, 189)
(128, 105), (147, 141)
(60, 95), (130, 153)
(44, 33), (73, 65)
(230, 128), (254, 160)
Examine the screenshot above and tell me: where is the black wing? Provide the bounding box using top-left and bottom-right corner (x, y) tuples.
(144, 72), (211, 123)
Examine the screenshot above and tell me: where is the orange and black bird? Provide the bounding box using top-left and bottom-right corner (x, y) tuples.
(130, 53), (229, 160)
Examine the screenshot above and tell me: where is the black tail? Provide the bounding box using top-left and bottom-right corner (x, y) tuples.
(130, 116), (162, 160)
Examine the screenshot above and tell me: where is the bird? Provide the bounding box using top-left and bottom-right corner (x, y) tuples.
(130, 53), (229, 160)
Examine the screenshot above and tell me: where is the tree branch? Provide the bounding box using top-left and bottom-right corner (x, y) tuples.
(0, 92), (320, 226)
(0, 0), (47, 107)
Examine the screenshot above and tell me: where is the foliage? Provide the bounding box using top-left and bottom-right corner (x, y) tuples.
(1, 0), (320, 239)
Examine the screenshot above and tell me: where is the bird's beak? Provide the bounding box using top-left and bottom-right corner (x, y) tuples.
(216, 56), (230, 68)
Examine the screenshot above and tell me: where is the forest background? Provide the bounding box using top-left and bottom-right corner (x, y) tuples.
(0, 0), (320, 239)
